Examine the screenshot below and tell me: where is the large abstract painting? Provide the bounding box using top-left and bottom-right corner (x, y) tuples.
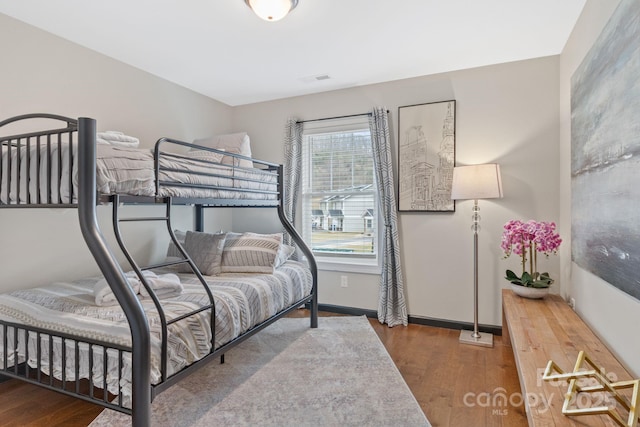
(571, 0), (640, 301)
(398, 100), (455, 212)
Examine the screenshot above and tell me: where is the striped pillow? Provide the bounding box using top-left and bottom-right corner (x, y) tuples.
(221, 232), (283, 274)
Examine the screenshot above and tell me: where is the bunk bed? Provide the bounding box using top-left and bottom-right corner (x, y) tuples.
(0, 113), (318, 427)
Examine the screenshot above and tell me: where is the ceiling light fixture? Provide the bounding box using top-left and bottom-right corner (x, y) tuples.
(244, 0), (298, 22)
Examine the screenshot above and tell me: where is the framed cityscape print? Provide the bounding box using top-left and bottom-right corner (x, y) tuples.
(398, 100), (456, 212)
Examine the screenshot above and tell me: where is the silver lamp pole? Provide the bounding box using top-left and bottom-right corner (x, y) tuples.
(450, 164), (503, 348)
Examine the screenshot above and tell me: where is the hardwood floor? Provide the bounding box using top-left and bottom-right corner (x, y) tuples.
(368, 319), (527, 426)
(0, 311), (527, 426)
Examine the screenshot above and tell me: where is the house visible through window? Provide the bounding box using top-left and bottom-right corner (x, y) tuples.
(301, 116), (379, 272)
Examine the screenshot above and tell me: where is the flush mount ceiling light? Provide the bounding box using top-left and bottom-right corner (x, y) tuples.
(244, 0), (298, 22)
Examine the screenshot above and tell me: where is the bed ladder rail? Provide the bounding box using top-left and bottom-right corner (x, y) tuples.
(276, 164), (318, 329)
(77, 117), (151, 427)
(110, 194), (216, 383)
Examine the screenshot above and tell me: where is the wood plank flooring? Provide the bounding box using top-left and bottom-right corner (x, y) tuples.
(367, 318), (527, 426)
(0, 311), (527, 426)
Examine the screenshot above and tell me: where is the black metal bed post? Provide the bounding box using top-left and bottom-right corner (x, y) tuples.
(277, 165), (318, 328)
(77, 118), (151, 427)
(195, 204), (204, 232)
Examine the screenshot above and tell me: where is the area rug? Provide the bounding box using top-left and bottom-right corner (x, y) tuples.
(89, 316), (430, 426)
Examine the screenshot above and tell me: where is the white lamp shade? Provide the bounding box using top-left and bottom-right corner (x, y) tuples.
(247, 0), (296, 21)
(451, 164), (503, 200)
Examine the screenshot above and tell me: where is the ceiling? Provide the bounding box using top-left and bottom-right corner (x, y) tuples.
(0, 0), (586, 106)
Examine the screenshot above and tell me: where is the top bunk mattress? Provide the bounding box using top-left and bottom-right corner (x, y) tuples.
(0, 142), (278, 205)
(0, 260), (312, 403)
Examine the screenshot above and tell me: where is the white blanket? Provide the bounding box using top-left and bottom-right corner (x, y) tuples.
(96, 131), (140, 148)
(0, 142), (277, 204)
(0, 142), (156, 204)
(139, 272), (183, 299)
(93, 270), (181, 306)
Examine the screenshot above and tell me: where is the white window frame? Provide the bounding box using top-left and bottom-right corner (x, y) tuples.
(300, 116), (382, 275)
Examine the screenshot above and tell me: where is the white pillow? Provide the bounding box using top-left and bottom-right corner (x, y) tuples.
(192, 132), (252, 168)
(187, 149), (225, 164)
(275, 244), (296, 267)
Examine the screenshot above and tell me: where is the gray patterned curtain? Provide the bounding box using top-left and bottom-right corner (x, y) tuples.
(369, 107), (408, 327)
(283, 118), (303, 249)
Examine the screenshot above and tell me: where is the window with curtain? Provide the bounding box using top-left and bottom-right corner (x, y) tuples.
(301, 116), (380, 273)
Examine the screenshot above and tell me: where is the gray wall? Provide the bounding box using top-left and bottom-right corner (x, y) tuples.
(232, 57), (561, 328)
(0, 14), (234, 290)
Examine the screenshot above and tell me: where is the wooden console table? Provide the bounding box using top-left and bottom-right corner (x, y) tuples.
(502, 289), (636, 426)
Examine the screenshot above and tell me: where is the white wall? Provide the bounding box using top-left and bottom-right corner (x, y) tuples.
(0, 14), (234, 291)
(232, 57), (561, 327)
(559, 0), (640, 376)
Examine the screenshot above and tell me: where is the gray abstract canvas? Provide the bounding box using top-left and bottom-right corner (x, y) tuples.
(571, 0), (640, 300)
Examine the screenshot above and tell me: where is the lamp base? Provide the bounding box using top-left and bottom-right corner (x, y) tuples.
(459, 330), (494, 347)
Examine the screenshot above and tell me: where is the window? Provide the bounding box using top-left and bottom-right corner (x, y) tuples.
(301, 117), (380, 273)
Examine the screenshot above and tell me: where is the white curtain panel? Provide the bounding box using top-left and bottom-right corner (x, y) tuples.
(369, 107), (408, 327)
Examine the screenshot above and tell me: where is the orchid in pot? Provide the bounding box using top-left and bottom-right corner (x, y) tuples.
(501, 220), (562, 292)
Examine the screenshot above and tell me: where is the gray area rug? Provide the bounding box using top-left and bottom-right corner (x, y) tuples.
(90, 316), (430, 426)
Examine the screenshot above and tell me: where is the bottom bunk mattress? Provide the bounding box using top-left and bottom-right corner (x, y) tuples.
(0, 260), (312, 404)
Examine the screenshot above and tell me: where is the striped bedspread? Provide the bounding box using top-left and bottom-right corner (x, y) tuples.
(0, 261), (312, 403)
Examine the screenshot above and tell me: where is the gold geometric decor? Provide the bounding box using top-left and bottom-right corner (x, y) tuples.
(542, 351), (640, 427)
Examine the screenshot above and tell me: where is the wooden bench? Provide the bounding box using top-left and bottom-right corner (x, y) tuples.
(502, 289), (637, 426)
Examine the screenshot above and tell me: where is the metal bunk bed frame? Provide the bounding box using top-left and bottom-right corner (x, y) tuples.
(0, 114), (318, 427)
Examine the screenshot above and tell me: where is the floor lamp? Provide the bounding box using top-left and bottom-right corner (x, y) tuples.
(451, 164), (503, 347)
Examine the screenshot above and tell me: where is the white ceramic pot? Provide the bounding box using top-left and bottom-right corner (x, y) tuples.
(510, 283), (549, 299)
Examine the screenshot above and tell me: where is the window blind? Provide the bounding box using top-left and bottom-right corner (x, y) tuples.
(301, 121), (378, 260)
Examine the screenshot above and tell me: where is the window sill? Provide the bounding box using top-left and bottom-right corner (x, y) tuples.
(314, 258), (381, 275)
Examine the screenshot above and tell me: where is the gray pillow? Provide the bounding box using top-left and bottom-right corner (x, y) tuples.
(166, 229), (187, 258)
(178, 230), (226, 276)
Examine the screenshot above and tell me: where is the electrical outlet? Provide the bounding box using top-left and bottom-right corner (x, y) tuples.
(569, 297), (576, 310)
(340, 276), (348, 288)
